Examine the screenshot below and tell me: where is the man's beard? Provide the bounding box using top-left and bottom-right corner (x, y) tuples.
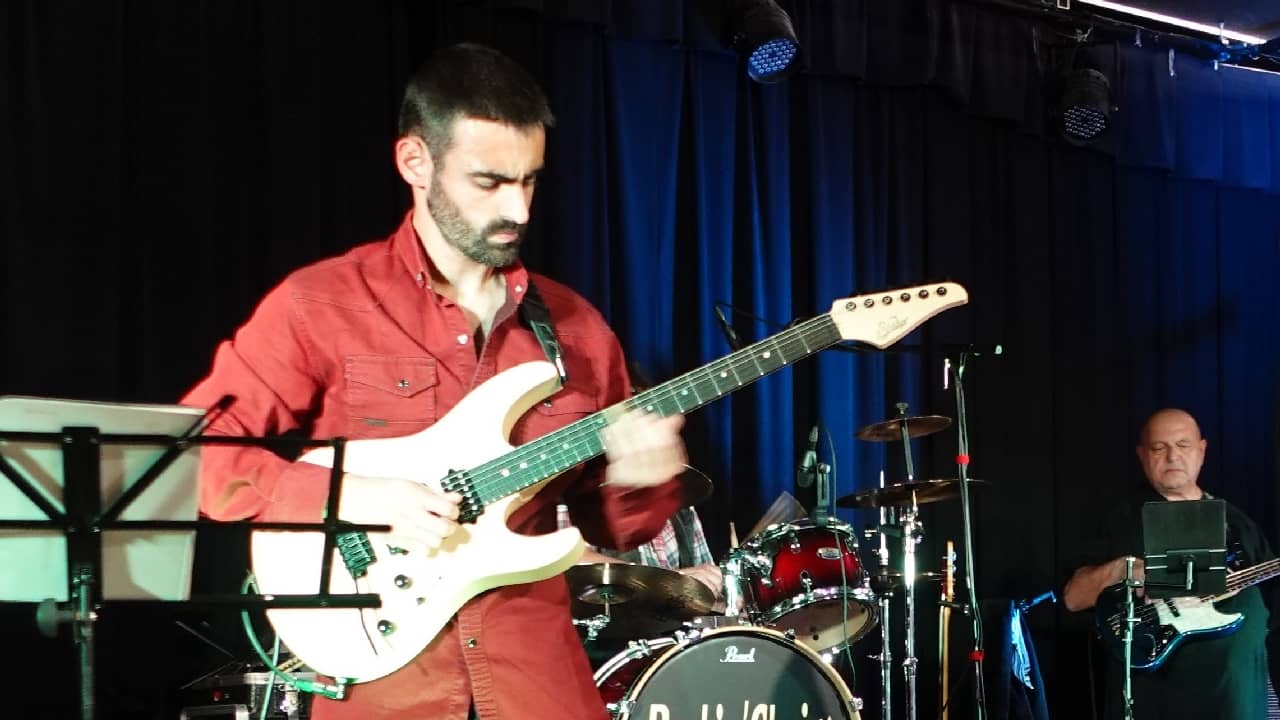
(427, 180), (525, 268)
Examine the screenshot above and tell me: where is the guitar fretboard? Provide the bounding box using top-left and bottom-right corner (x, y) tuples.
(456, 313), (842, 513)
(1211, 557), (1280, 601)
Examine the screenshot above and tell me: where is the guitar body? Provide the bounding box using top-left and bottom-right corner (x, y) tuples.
(250, 361), (585, 683)
(1095, 584), (1244, 670)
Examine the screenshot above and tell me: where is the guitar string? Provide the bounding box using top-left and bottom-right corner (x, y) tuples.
(461, 316), (831, 504)
(458, 313), (839, 504)
(1105, 557), (1280, 628)
(461, 286), (958, 503)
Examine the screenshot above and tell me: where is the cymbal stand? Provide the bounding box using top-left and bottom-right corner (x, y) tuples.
(869, 470), (894, 720)
(896, 402), (922, 720)
(899, 499), (923, 720)
(947, 354), (988, 720)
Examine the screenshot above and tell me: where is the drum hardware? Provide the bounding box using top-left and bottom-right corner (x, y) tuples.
(850, 402), (959, 720)
(572, 614), (611, 642)
(900, 497), (924, 720)
(869, 469), (896, 720)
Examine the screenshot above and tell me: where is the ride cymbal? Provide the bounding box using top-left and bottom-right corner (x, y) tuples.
(836, 478), (985, 509)
(854, 415), (952, 442)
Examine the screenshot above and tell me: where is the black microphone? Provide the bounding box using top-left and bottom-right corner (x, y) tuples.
(796, 424), (819, 488)
(713, 303), (744, 351)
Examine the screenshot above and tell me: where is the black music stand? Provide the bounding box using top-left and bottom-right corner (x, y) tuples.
(1111, 499), (1228, 719)
(1141, 499), (1227, 599)
(0, 396), (384, 720)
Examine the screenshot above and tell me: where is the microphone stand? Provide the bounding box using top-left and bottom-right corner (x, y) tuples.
(1122, 557), (1139, 720)
(949, 353), (988, 720)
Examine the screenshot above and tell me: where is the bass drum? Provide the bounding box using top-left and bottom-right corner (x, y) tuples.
(594, 626), (862, 720)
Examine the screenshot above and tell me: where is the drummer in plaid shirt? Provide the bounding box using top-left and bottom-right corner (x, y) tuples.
(554, 500), (724, 600)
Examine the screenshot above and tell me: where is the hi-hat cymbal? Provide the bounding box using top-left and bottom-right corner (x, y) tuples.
(566, 563), (716, 639)
(855, 415), (952, 442)
(836, 478), (985, 509)
(869, 569), (947, 594)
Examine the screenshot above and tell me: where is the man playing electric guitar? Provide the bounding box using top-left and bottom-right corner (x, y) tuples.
(1063, 409), (1275, 720)
(183, 44), (689, 720)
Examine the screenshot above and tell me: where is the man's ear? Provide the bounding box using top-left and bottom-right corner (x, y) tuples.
(394, 135), (434, 190)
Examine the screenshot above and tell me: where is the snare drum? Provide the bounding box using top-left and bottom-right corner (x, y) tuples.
(737, 518), (877, 651)
(594, 626), (862, 720)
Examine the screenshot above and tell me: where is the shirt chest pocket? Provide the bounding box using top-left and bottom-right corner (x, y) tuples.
(344, 355), (438, 437)
(512, 385), (599, 445)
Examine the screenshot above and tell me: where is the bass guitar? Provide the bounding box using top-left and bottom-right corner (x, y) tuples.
(1095, 557), (1280, 669)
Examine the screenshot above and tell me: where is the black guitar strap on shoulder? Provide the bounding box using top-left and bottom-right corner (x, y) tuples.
(519, 280), (568, 387)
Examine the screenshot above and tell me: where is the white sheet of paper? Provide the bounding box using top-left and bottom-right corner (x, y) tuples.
(0, 396), (204, 602)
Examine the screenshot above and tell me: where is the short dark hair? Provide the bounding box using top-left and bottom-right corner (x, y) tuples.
(398, 43), (555, 163)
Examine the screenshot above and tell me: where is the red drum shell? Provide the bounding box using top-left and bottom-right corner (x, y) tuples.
(740, 519), (878, 650)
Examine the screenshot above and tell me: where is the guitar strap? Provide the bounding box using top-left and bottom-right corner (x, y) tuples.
(519, 280), (568, 387)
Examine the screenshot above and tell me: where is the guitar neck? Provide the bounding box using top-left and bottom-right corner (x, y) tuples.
(1207, 557), (1280, 601)
(465, 314), (842, 507)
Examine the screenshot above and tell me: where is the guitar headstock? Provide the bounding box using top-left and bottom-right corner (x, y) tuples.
(827, 282), (968, 348)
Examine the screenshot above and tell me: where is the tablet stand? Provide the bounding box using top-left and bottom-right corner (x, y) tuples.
(1141, 499), (1227, 599)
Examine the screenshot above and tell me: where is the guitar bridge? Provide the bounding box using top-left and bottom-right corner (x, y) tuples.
(337, 531), (376, 578)
(441, 471), (483, 523)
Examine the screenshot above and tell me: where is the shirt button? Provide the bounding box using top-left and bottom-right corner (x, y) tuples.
(515, 285), (524, 293)
(466, 637), (478, 648)
(457, 334), (469, 345)
(397, 379), (410, 389)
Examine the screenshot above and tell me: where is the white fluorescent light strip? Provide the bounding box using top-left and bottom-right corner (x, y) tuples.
(1075, 0), (1267, 45)
(1223, 63), (1280, 77)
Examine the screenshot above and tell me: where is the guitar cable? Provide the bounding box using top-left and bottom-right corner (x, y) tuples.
(239, 573), (349, 701)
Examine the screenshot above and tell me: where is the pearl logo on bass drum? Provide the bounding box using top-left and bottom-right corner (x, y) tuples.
(720, 646), (757, 663)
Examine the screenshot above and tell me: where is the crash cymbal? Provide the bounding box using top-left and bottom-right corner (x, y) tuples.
(677, 464), (714, 506)
(566, 563), (716, 640)
(854, 415), (952, 442)
(836, 478), (985, 509)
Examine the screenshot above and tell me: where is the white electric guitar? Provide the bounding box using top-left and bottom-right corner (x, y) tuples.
(250, 282), (969, 683)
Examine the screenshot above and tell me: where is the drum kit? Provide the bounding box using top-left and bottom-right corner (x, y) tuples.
(569, 407), (984, 720)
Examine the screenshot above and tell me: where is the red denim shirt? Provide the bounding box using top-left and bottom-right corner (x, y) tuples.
(183, 212), (682, 719)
